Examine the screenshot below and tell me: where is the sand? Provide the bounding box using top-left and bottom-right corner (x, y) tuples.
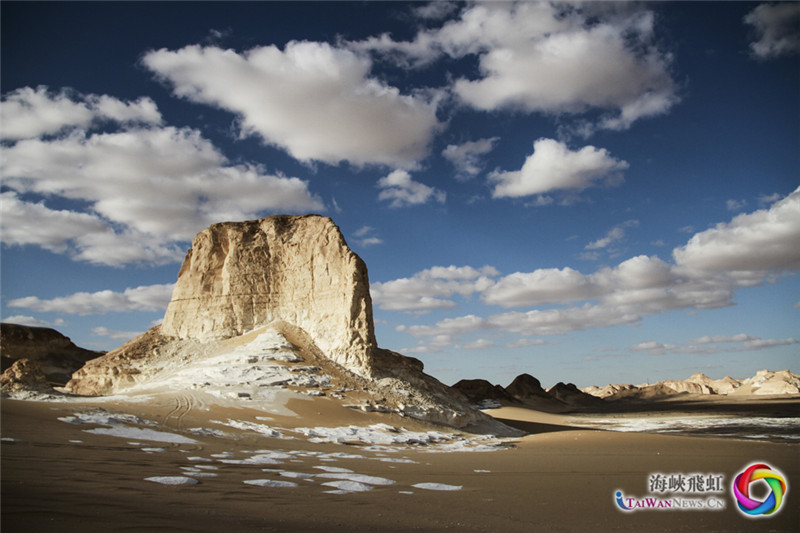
(2, 394), (798, 532)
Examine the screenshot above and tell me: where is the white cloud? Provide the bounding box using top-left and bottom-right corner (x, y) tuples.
(629, 340), (675, 355)
(91, 326), (142, 341)
(142, 42), (442, 168)
(488, 305), (640, 337)
(489, 138), (628, 199)
(441, 137), (499, 179)
(585, 220), (639, 250)
(673, 187), (800, 274)
(8, 283), (175, 315)
(483, 267), (598, 308)
(631, 335), (799, 355)
(352, 226), (383, 247)
(744, 2), (800, 59)
(355, 2), (678, 131)
(0, 191), (109, 253)
(1, 116), (323, 265)
(0, 86), (161, 141)
(1, 315), (62, 328)
(372, 265), (497, 311)
(377, 170), (446, 208)
(726, 199), (747, 212)
(399, 315), (491, 337)
(458, 338), (496, 350)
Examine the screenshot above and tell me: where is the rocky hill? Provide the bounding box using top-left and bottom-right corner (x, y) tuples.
(0, 323), (103, 388)
(64, 215), (493, 430)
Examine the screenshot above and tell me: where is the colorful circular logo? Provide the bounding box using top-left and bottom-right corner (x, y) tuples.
(732, 463), (788, 516)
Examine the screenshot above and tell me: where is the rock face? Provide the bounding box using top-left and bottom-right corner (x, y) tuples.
(0, 323), (103, 387)
(161, 215), (376, 376)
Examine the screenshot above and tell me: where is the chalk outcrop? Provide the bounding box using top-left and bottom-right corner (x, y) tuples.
(160, 216), (376, 375)
(67, 215), (494, 430)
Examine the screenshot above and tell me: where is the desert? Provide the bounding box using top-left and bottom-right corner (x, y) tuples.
(3, 215), (798, 532)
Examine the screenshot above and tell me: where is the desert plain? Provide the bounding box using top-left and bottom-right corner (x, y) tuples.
(3, 389), (798, 533)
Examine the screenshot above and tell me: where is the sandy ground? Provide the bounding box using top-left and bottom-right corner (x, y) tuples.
(2, 395), (798, 533)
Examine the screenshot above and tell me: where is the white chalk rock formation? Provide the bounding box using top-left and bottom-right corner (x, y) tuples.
(160, 215), (376, 376)
(67, 215), (497, 430)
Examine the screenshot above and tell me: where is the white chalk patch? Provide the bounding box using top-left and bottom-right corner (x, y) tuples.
(412, 483), (462, 491)
(278, 471), (316, 479)
(313, 466), (353, 473)
(187, 456), (212, 462)
(145, 476), (199, 486)
(212, 419), (291, 439)
(243, 479), (298, 488)
(187, 427), (230, 438)
(210, 452), (233, 458)
(1, 437), (19, 443)
(321, 480), (373, 493)
(474, 469), (491, 473)
(84, 427), (197, 444)
(141, 447), (167, 453)
(69, 440), (83, 444)
(316, 473), (395, 486)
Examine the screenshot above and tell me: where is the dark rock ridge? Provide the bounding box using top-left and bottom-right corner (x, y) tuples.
(452, 373), (602, 412)
(0, 323), (104, 388)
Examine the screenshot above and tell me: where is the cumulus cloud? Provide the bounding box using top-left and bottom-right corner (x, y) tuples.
(372, 265), (497, 312)
(489, 138), (628, 199)
(0, 191), (109, 254)
(377, 170), (446, 208)
(442, 137), (499, 179)
(8, 283), (175, 315)
(673, 187), (800, 274)
(1, 93), (323, 266)
(744, 2), (800, 59)
(0, 86), (162, 141)
(354, 2), (678, 132)
(142, 42), (442, 168)
(394, 189), (800, 346)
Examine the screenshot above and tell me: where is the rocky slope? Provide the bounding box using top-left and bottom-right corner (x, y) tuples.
(66, 215), (494, 430)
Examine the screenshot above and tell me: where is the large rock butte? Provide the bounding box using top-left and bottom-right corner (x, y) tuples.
(160, 215), (377, 376)
(67, 215), (495, 430)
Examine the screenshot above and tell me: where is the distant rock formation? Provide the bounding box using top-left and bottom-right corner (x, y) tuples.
(452, 373), (602, 412)
(452, 379), (518, 406)
(546, 382), (603, 407)
(582, 369), (800, 400)
(0, 323), (103, 388)
(505, 374), (551, 401)
(66, 215), (495, 430)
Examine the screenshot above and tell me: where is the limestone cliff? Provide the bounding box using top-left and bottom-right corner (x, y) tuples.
(160, 215), (377, 375)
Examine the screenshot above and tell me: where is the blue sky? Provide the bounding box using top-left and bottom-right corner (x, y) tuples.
(1, 1), (798, 389)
